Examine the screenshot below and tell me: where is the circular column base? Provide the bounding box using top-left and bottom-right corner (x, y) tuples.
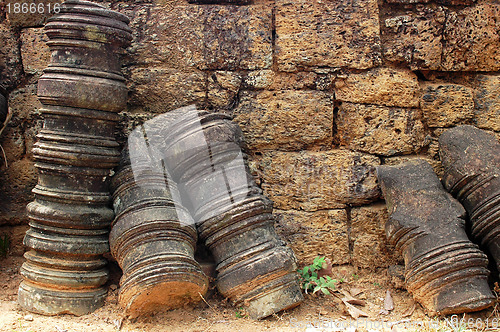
(18, 281), (107, 316)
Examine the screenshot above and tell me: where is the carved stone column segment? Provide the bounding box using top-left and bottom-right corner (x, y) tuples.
(18, 0), (131, 315)
(109, 148), (208, 317)
(439, 125), (500, 272)
(377, 159), (494, 316)
(158, 108), (304, 319)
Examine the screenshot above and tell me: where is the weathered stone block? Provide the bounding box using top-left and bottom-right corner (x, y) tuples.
(233, 90), (334, 151)
(7, 84), (42, 122)
(188, 0), (251, 3)
(421, 83), (474, 128)
(275, 0), (381, 72)
(0, 158), (37, 225)
(243, 70), (320, 90)
(382, 8), (445, 71)
(336, 103), (427, 156)
(0, 22), (22, 89)
(274, 209), (349, 266)
(442, 4), (500, 71)
(7, 84), (43, 161)
(128, 5), (272, 70)
(386, 0), (475, 4)
(385, 0), (429, 3)
(207, 71), (241, 110)
(5, 0), (60, 28)
(20, 28), (50, 76)
(0, 126), (25, 161)
(351, 204), (394, 268)
(474, 75), (500, 132)
(437, 0), (476, 4)
(384, 155), (443, 179)
(335, 68), (420, 108)
(126, 67), (206, 113)
(258, 150), (381, 211)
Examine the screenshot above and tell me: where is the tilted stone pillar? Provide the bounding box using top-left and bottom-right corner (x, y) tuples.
(117, 107), (303, 319)
(18, 0), (131, 315)
(439, 125), (500, 272)
(159, 108), (303, 319)
(377, 159), (494, 316)
(109, 148), (208, 317)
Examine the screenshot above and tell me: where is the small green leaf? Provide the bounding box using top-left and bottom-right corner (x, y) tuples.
(321, 288), (331, 295)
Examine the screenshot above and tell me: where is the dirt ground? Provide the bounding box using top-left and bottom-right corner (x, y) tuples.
(2, 251), (500, 332)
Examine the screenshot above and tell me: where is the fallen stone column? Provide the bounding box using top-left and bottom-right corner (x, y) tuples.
(18, 0), (131, 315)
(439, 125), (500, 272)
(377, 159), (494, 316)
(125, 107), (303, 319)
(109, 149), (208, 317)
(167, 109), (303, 319)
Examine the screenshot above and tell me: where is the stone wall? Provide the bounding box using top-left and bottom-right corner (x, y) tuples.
(1, 0), (499, 269)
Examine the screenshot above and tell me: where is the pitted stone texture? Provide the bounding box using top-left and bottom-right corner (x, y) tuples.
(386, 0), (475, 4)
(5, 0), (60, 27)
(0, 22), (22, 89)
(351, 204), (395, 268)
(20, 28), (50, 76)
(127, 5), (272, 70)
(233, 90), (334, 151)
(335, 68), (420, 108)
(258, 150), (381, 211)
(0, 158), (37, 226)
(6, 84), (43, 159)
(421, 83), (475, 128)
(382, 7), (445, 71)
(126, 67), (206, 113)
(274, 209), (349, 266)
(243, 70), (321, 91)
(442, 4), (500, 71)
(0, 126), (25, 162)
(384, 155), (443, 179)
(337, 103), (427, 156)
(275, 0), (381, 72)
(207, 71), (242, 110)
(474, 75), (500, 132)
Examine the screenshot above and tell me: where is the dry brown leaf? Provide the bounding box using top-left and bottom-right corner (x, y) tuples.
(384, 290), (394, 311)
(349, 287), (363, 297)
(342, 299), (369, 319)
(340, 289), (367, 306)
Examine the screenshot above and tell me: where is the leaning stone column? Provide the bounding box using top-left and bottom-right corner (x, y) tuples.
(439, 125), (500, 272)
(109, 148), (208, 317)
(18, 0), (131, 315)
(155, 108), (304, 319)
(377, 159), (494, 316)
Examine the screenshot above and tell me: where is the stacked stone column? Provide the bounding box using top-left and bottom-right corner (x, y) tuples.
(18, 0), (132, 315)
